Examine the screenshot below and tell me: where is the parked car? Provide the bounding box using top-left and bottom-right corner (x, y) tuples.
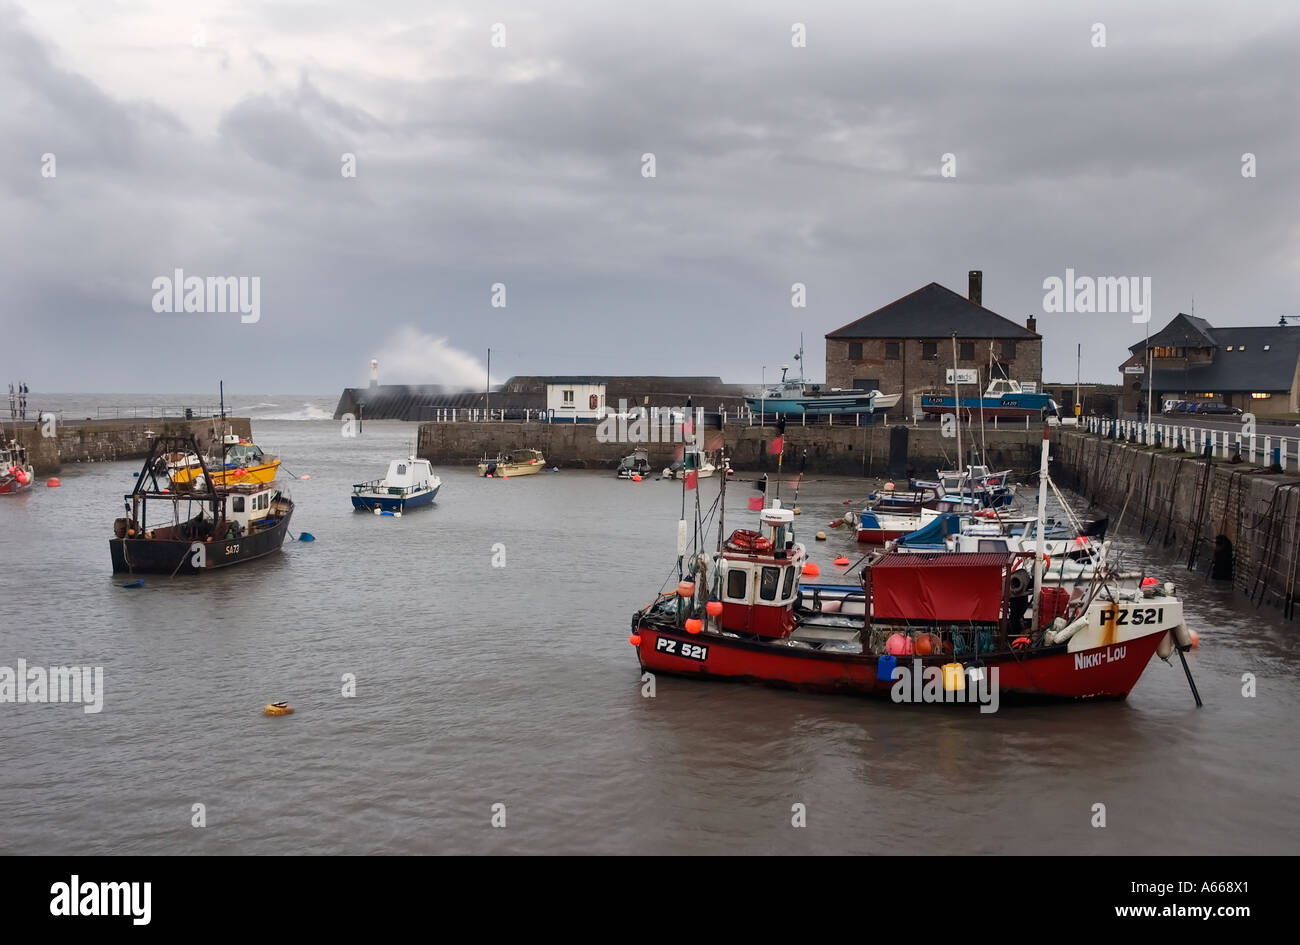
(1162, 399), (1185, 415)
(1195, 402), (1243, 416)
(1177, 402), (1200, 413)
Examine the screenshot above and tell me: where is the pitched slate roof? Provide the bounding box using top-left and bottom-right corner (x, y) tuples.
(1128, 313), (1216, 355)
(1136, 326), (1300, 393)
(827, 283), (1039, 340)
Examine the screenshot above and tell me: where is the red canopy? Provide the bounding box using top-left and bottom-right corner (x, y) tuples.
(870, 553), (1007, 622)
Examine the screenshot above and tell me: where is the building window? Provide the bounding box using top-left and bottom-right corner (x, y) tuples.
(1264, 344), (1271, 351)
(885, 342), (900, 359)
(1239, 345), (1246, 351)
(959, 342), (974, 360)
(1251, 392), (1272, 400)
(1000, 341), (1016, 361)
(563, 390), (574, 403)
(1225, 346), (1234, 352)
(726, 569), (747, 600)
(853, 379), (880, 392)
(1153, 346), (1177, 357)
(848, 342), (863, 360)
(922, 342), (938, 360)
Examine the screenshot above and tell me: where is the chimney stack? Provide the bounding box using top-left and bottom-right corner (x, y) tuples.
(369, 359), (379, 389)
(1026, 315), (1037, 333)
(968, 270), (982, 306)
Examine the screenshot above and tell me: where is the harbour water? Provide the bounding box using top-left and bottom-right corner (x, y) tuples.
(2, 406), (1298, 854)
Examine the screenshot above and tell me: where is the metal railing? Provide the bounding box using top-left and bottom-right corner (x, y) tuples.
(418, 406), (898, 426)
(94, 405), (223, 420)
(1082, 416), (1298, 470)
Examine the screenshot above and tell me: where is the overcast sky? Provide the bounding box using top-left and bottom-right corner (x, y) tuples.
(3, 0), (1298, 393)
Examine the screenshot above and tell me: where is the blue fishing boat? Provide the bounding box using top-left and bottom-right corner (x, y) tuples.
(351, 458), (441, 514)
(744, 336), (901, 418)
(920, 378), (1058, 420)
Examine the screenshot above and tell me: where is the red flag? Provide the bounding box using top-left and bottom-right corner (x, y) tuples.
(685, 471), (698, 491)
(747, 496), (764, 511)
(769, 435), (784, 456)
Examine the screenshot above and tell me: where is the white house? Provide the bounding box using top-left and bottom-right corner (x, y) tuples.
(544, 377), (608, 421)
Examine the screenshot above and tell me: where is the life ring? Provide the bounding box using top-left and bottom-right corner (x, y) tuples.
(727, 529), (772, 552)
(262, 702), (294, 717)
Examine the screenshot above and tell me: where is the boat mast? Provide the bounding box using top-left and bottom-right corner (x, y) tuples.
(951, 332), (964, 499)
(1031, 424), (1051, 623)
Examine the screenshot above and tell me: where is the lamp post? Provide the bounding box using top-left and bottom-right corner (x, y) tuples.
(761, 365), (766, 426)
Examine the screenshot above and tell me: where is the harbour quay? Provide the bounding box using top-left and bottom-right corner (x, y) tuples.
(416, 416), (1050, 477)
(10, 416), (252, 473)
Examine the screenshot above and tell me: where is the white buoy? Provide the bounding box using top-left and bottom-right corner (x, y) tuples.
(373, 507), (381, 515)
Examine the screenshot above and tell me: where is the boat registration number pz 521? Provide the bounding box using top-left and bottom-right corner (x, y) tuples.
(1100, 606), (1164, 626)
(655, 637), (708, 661)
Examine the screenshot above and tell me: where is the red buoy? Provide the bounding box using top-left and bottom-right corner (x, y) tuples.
(46, 476), (60, 488)
(629, 634), (642, 646)
(685, 618), (702, 634)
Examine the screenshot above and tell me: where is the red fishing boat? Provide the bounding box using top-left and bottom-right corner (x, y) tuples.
(631, 429), (1199, 705)
(1, 440), (34, 495)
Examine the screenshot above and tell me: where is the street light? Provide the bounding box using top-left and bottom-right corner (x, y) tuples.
(761, 366), (766, 426)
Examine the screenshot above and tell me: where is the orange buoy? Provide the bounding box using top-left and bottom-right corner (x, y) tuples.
(46, 477), (61, 488)
(632, 474), (642, 482)
(1141, 576), (1159, 587)
(802, 561), (820, 577)
(262, 702), (294, 717)
(834, 556), (850, 567)
(685, 618), (702, 634)
(884, 482), (895, 491)
(915, 634), (934, 656)
(1190, 630), (1200, 647)
(677, 580), (695, 597)
(706, 600), (723, 617)
(629, 633), (642, 646)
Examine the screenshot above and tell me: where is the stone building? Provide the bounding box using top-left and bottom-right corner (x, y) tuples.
(825, 272), (1043, 419)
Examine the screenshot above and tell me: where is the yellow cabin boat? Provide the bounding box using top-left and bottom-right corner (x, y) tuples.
(477, 449), (546, 478)
(167, 436), (280, 488)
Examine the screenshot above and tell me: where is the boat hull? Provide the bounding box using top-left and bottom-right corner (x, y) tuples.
(633, 622), (1167, 701)
(477, 461), (543, 477)
(0, 475), (34, 495)
(109, 506), (293, 573)
(745, 395), (884, 416)
(351, 484), (440, 512)
(920, 393), (1053, 419)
